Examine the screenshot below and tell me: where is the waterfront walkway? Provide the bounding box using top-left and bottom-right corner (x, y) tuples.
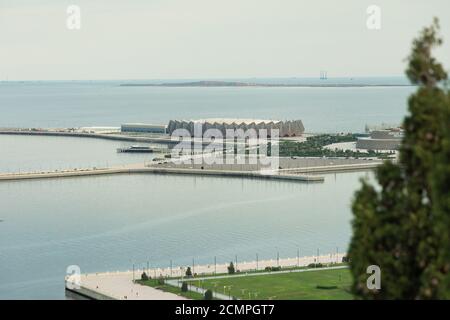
(65, 253), (346, 300)
(67, 272), (188, 300)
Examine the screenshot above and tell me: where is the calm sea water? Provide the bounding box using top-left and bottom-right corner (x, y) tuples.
(0, 171), (369, 299)
(0, 79), (414, 132)
(0, 79), (406, 299)
(0, 135), (158, 173)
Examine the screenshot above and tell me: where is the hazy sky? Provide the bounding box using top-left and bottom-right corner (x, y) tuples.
(1, 0), (449, 80)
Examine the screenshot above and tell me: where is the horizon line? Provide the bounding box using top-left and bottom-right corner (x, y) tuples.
(0, 75), (408, 82)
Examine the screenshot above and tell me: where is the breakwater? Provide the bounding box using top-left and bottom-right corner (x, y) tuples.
(0, 165), (325, 183)
(0, 129), (179, 145)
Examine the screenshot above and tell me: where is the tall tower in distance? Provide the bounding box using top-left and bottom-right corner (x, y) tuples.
(320, 70), (328, 80)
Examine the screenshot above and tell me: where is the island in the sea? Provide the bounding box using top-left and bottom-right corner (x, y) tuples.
(120, 80), (412, 88)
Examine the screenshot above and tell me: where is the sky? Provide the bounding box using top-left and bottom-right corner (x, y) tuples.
(1, 0), (449, 80)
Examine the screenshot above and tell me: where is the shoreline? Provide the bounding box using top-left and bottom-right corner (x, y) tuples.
(66, 253), (347, 300)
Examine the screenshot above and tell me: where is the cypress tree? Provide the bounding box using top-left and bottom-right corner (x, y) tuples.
(349, 18), (450, 299)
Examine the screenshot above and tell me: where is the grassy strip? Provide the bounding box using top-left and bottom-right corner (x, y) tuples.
(178, 263), (348, 280)
(138, 263), (348, 282)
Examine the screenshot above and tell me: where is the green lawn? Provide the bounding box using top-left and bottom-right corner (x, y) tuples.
(188, 268), (353, 300)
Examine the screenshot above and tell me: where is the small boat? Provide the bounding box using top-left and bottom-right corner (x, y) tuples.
(117, 145), (154, 153)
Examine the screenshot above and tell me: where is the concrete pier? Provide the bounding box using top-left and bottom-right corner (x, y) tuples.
(279, 162), (381, 174)
(0, 129), (208, 146)
(0, 157), (386, 183)
(0, 165), (325, 183)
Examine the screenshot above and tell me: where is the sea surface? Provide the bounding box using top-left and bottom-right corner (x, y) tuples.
(0, 171), (369, 299)
(0, 78), (409, 299)
(0, 78), (414, 132)
(0, 135), (158, 173)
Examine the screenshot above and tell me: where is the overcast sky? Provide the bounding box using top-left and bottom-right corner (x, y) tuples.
(1, 0), (449, 80)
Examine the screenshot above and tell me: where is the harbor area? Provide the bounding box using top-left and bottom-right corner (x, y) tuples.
(0, 127), (384, 183)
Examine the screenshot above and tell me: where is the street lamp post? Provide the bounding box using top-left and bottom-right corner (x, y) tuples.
(277, 250), (279, 267)
(336, 247), (339, 263)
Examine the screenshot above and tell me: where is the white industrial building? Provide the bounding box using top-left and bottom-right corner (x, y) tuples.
(356, 129), (403, 150)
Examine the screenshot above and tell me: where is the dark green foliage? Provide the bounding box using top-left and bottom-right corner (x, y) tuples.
(405, 18), (447, 87)
(228, 262), (235, 274)
(349, 18), (450, 299)
(280, 134), (389, 158)
(264, 266), (282, 272)
(181, 282), (188, 292)
(204, 289), (213, 300)
(140, 272), (149, 281)
(185, 267), (192, 277)
(316, 285), (338, 290)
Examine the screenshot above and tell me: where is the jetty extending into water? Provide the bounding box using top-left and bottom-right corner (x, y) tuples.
(0, 163), (325, 183)
(0, 157), (384, 183)
(0, 128), (181, 145)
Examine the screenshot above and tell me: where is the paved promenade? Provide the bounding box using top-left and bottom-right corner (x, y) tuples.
(65, 253), (346, 300)
(67, 272), (188, 300)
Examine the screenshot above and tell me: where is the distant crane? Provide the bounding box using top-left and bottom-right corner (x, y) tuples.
(320, 70), (328, 80)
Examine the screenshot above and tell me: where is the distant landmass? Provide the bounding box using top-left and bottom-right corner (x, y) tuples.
(120, 80), (413, 88)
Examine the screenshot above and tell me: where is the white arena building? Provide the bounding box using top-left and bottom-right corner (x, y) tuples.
(167, 118), (305, 137)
